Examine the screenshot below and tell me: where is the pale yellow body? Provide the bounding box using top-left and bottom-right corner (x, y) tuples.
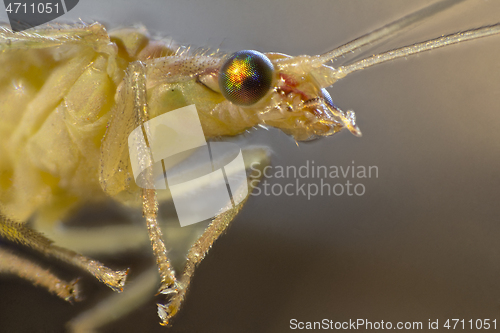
(0, 23), (351, 226)
(0, 24), (260, 224)
(0, 24), (124, 222)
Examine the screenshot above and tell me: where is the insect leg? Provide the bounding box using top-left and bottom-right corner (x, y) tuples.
(0, 246), (80, 302)
(143, 187), (179, 294)
(67, 265), (159, 333)
(0, 23), (115, 54)
(157, 147), (271, 326)
(33, 218), (151, 256)
(0, 216), (128, 292)
(106, 60), (179, 294)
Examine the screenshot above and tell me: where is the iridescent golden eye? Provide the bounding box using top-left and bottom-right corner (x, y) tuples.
(218, 50), (274, 106)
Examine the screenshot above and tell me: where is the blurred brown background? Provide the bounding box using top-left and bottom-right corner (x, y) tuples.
(1, 0), (500, 332)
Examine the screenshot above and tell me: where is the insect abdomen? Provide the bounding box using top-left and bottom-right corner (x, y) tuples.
(0, 25), (130, 222)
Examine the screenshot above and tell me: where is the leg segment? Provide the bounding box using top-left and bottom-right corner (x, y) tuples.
(102, 60), (179, 293)
(143, 188), (179, 294)
(31, 222), (149, 256)
(67, 266), (159, 333)
(0, 216), (128, 292)
(158, 146), (271, 325)
(0, 246), (80, 302)
(0, 23), (115, 55)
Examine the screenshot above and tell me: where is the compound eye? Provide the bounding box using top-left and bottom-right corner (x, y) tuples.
(320, 88), (337, 109)
(218, 50), (274, 106)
